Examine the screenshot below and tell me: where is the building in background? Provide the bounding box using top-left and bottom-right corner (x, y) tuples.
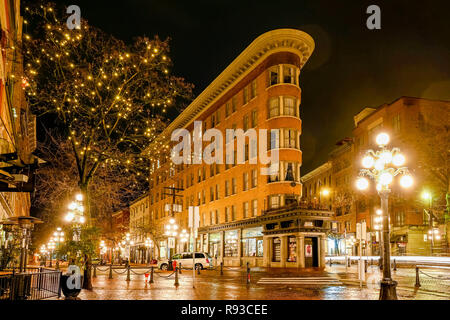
(0, 1), (37, 239)
(129, 194), (150, 263)
(142, 29), (333, 268)
(302, 96), (450, 256)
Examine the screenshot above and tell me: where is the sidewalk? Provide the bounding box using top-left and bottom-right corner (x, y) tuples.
(325, 264), (450, 299)
(69, 265), (449, 300)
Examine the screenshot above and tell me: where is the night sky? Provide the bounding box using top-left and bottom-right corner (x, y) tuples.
(52, 0), (450, 173)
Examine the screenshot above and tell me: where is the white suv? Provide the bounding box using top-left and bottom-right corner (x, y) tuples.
(158, 252), (212, 270)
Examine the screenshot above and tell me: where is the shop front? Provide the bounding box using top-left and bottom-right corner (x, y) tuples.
(198, 206), (333, 268)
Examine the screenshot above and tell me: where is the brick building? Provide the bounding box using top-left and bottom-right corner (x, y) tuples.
(0, 1), (37, 242)
(137, 29), (334, 268)
(302, 96), (450, 256)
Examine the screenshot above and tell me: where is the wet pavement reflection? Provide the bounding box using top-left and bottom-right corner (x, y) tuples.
(70, 266), (449, 300)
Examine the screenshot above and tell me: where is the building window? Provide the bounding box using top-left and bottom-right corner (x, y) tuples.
(215, 210), (219, 224)
(225, 180), (230, 197)
(269, 195), (281, 209)
(215, 184), (220, 200)
(210, 164), (214, 177)
(243, 115), (249, 131)
(243, 87), (249, 104)
(287, 236), (297, 262)
(272, 237), (281, 262)
(242, 227), (263, 257)
(225, 207), (229, 222)
(210, 211), (213, 225)
(232, 178), (237, 194)
(395, 211), (405, 227)
(251, 169), (257, 188)
(251, 199), (258, 216)
(225, 102), (230, 118)
(243, 172), (249, 191)
(232, 96), (237, 113)
(283, 129), (298, 148)
(243, 201), (249, 218)
(202, 190), (206, 204)
(283, 65), (296, 84)
(231, 205), (236, 221)
(210, 187), (214, 202)
(268, 97), (280, 118)
(269, 66), (279, 86)
(224, 230), (238, 257)
(283, 97), (297, 117)
(251, 109), (258, 128)
(250, 80), (257, 99)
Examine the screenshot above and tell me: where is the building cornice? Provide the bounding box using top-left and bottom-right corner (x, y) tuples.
(147, 29), (314, 154)
(301, 162), (332, 182)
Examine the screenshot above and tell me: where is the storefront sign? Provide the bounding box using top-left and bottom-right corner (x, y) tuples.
(305, 244), (312, 257)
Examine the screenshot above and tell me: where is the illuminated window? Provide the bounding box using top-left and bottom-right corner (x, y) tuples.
(268, 97), (280, 118)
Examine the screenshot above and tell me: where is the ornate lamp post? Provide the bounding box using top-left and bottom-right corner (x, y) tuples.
(52, 227), (65, 269)
(356, 132), (413, 300)
(65, 194), (86, 242)
(164, 218), (179, 271)
(121, 233), (134, 265)
(47, 240), (56, 268)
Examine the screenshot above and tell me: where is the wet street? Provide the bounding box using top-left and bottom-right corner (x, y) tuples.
(73, 264), (450, 300)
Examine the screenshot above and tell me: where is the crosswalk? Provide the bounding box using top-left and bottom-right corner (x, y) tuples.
(257, 276), (342, 286)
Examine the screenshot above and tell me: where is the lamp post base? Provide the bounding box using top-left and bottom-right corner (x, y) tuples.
(379, 279), (398, 300)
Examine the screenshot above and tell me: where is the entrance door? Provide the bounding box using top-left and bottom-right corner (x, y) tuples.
(304, 237), (319, 267)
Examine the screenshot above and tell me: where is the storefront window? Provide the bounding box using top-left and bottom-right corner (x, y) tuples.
(242, 227), (263, 257)
(159, 241), (166, 259)
(224, 230), (238, 257)
(272, 237), (281, 262)
(209, 233), (221, 258)
(287, 236), (297, 262)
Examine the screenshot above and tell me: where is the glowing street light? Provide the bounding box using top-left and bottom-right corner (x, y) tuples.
(356, 132), (413, 300)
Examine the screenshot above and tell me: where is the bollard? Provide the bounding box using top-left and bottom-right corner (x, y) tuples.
(347, 258), (351, 267)
(109, 264), (113, 279)
(174, 266), (179, 286)
(93, 264), (97, 278)
(393, 259), (397, 271)
(126, 265), (131, 281)
(371, 258), (373, 266)
(364, 259), (368, 273)
(179, 262), (182, 274)
(150, 266), (154, 284)
(197, 264), (201, 275)
(246, 262), (251, 285)
(415, 266), (421, 287)
(379, 258), (383, 270)
(220, 262), (223, 276)
(329, 258), (332, 267)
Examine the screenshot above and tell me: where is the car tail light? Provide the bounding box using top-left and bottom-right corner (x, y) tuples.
(206, 258), (209, 263)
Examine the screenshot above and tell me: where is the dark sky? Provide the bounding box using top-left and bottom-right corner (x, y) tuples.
(54, 0), (450, 173)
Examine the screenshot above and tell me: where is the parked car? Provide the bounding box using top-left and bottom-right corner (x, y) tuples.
(158, 252), (212, 270)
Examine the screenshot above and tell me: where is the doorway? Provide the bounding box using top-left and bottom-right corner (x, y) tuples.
(304, 237), (319, 267)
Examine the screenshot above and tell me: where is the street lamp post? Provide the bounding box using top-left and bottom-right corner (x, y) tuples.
(52, 227), (64, 269)
(356, 132), (413, 300)
(47, 240), (55, 267)
(164, 218), (179, 271)
(65, 194), (86, 242)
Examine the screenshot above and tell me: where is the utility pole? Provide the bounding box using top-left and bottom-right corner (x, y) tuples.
(163, 186), (184, 271)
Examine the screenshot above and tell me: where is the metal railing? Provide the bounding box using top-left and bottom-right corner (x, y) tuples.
(0, 268), (61, 300)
